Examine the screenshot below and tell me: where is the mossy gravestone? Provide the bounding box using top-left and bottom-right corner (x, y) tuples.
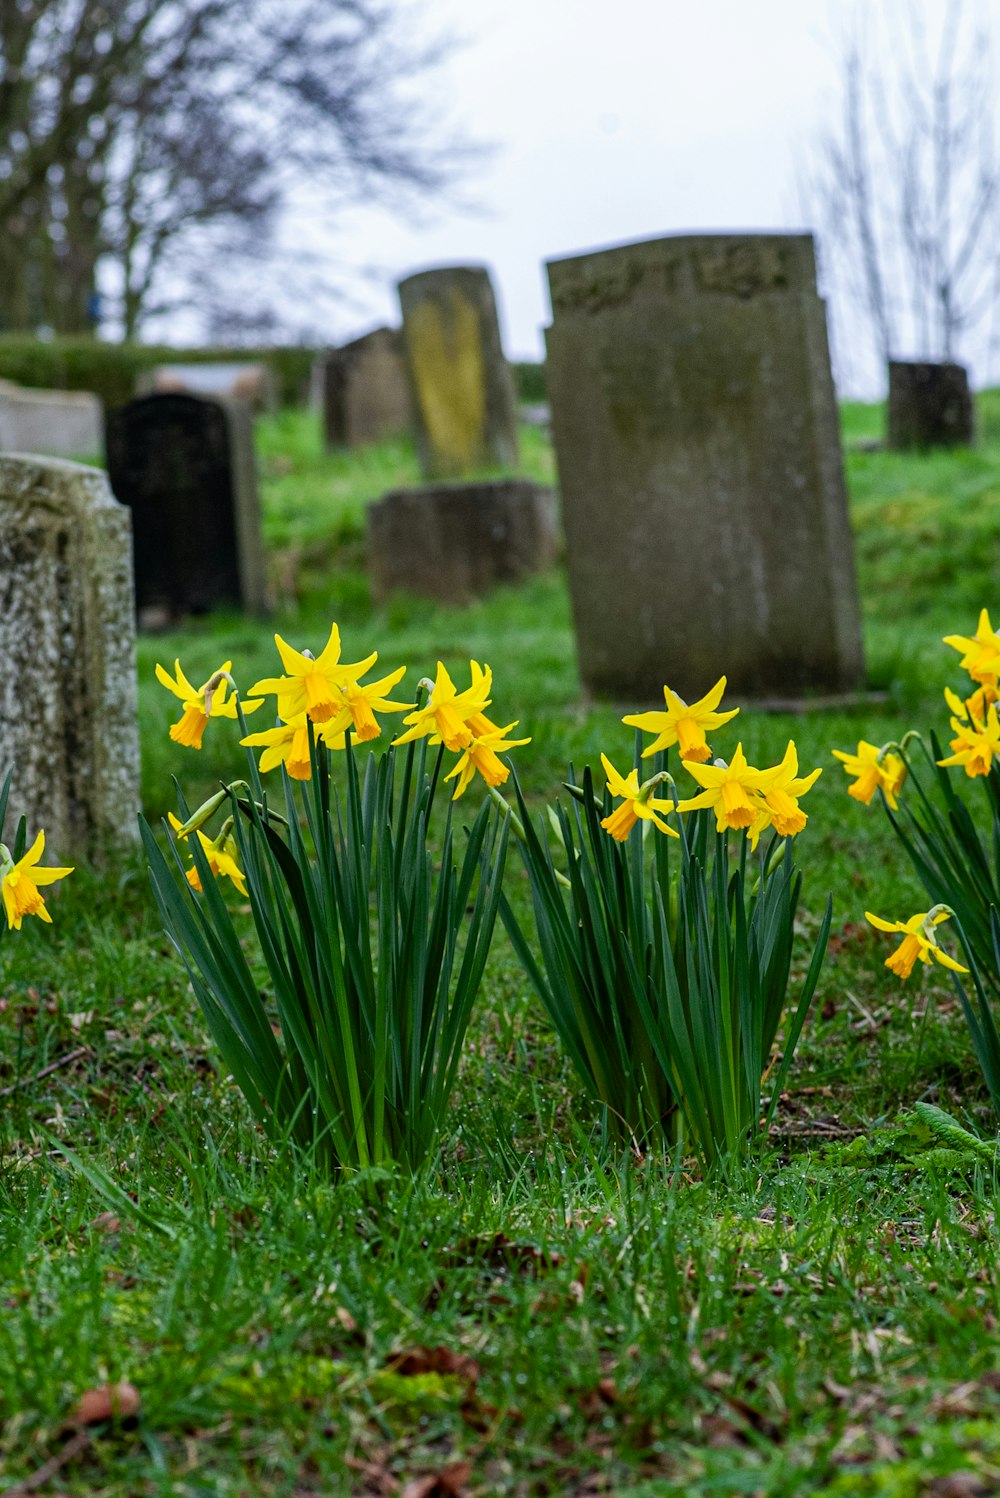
(0, 455), (140, 859)
(106, 392), (269, 625)
(397, 266), (519, 479)
(887, 360), (974, 450)
(545, 232), (865, 701)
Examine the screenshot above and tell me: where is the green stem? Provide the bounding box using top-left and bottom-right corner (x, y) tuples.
(488, 785), (572, 889)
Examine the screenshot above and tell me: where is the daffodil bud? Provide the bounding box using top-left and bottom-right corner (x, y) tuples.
(173, 788), (229, 838)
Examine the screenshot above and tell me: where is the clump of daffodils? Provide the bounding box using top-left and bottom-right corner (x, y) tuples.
(600, 675), (822, 848)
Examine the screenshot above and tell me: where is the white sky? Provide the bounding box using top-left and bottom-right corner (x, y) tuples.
(316, 0), (845, 362)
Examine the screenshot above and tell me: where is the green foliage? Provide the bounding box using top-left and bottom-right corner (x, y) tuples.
(502, 764), (831, 1167)
(142, 727), (508, 1173)
(511, 358), (547, 402)
(0, 335), (314, 411)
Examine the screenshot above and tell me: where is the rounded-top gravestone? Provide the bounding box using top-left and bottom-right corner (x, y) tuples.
(397, 266), (519, 480)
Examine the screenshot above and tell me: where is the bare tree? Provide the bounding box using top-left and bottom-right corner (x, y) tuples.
(0, 0), (474, 338)
(807, 0), (1000, 388)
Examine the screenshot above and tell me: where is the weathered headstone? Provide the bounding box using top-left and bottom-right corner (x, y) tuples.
(106, 392), (269, 625)
(317, 327), (413, 450)
(137, 362), (277, 411)
(368, 478), (558, 605)
(545, 232), (865, 701)
(0, 379), (103, 459)
(887, 360), (974, 449)
(0, 454), (140, 858)
(397, 266), (519, 478)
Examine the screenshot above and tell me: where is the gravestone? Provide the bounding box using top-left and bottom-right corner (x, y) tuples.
(0, 379), (103, 458)
(106, 392), (269, 625)
(544, 232), (865, 701)
(137, 361), (277, 411)
(397, 266), (519, 478)
(368, 478), (558, 605)
(887, 360), (974, 449)
(0, 455), (140, 858)
(318, 327), (413, 450)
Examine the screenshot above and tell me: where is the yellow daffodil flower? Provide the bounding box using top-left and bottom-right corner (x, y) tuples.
(241, 715), (315, 780)
(156, 658), (262, 748)
(674, 743), (774, 832)
(622, 675), (739, 763)
(445, 721), (532, 800)
(865, 907), (968, 980)
(0, 831), (73, 930)
(393, 661), (492, 753)
(831, 740), (907, 809)
(756, 742), (822, 837)
(323, 667), (413, 743)
(937, 703), (1000, 778)
(599, 755), (679, 842)
(944, 683), (998, 726)
(169, 814), (248, 896)
(249, 626), (378, 725)
(943, 609), (1000, 686)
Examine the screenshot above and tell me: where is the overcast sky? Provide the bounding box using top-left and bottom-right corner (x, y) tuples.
(314, 0), (845, 361)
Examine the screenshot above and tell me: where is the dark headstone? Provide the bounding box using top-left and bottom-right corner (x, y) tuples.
(367, 478), (558, 605)
(106, 393), (269, 623)
(544, 231), (865, 701)
(887, 360), (974, 450)
(397, 266), (519, 479)
(318, 327), (413, 450)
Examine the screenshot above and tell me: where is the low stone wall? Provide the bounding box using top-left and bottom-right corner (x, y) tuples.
(0, 379), (103, 459)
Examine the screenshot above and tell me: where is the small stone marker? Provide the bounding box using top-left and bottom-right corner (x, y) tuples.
(317, 327), (413, 450)
(106, 392), (269, 625)
(0, 454), (140, 858)
(0, 379), (103, 459)
(137, 361), (277, 411)
(544, 232), (865, 701)
(887, 360), (974, 450)
(397, 266), (519, 478)
(368, 478), (558, 605)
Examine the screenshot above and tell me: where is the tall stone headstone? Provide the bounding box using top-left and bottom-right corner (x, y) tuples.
(0, 379), (103, 459)
(106, 392), (270, 624)
(397, 266), (519, 479)
(887, 360), (974, 450)
(545, 232), (865, 701)
(318, 327), (413, 450)
(0, 455), (140, 858)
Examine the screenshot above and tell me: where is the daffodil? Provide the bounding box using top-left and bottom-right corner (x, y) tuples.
(323, 667), (412, 743)
(169, 814), (248, 896)
(393, 661), (492, 753)
(751, 742), (822, 839)
(241, 714), (315, 780)
(944, 683), (998, 726)
(943, 609), (1000, 685)
(249, 626), (378, 725)
(865, 907), (969, 980)
(623, 675), (739, 763)
(445, 721), (532, 800)
(832, 740), (907, 809)
(937, 703), (1000, 778)
(599, 755), (679, 842)
(156, 658), (261, 749)
(0, 832), (73, 930)
(674, 743), (773, 832)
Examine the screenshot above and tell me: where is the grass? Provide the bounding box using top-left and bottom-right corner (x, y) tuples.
(3, 402), (1000, 1493)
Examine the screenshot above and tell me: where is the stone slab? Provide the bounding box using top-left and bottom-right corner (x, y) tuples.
(368, 478), (558, 604)
(397, 266), (519, 479)
(0, 454), (140, 858)
(0, 379), (103, 459)
(106, 392), (270, 623)
(887, 360), (974, 449)
(545, 232), (865, 701)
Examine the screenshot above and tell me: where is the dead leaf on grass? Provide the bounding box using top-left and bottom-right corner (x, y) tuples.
(400, 1461), (472, 1498)
(67, 1380), (141, 1427)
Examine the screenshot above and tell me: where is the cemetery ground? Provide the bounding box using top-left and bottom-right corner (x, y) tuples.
(3, 401), (1000, 1498)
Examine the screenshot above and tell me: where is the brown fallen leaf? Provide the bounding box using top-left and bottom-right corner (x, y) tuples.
(400, 1462), (472, 1498)
(386, 1347), (480, 1387)
(68, 1381), (141, 1427)
(88, 1212), (121, 1234)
